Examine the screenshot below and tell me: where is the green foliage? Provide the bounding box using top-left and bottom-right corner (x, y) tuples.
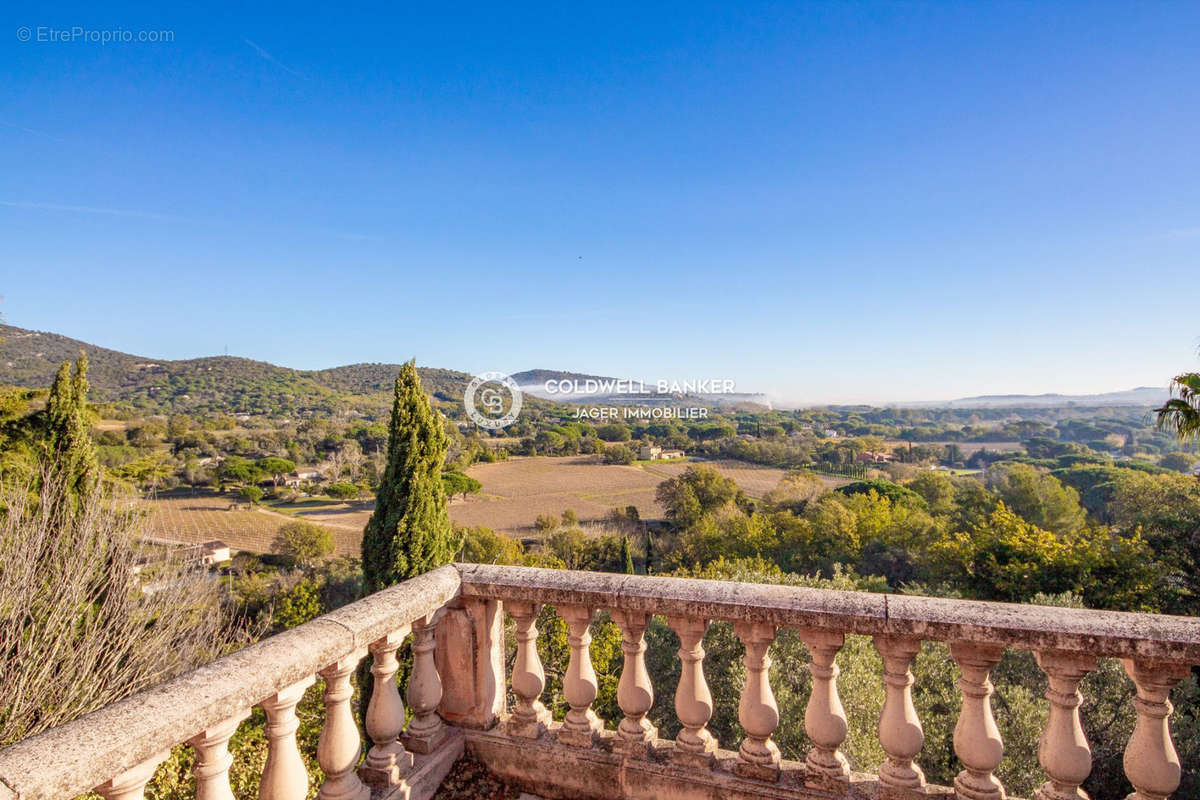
(1159, 451), (1196, 472)
(984, 463), (1086, 536)
(325, 482), (360, 500)
(441, 470), (482, 498)
(43, 355), (100, 497)
(620, 535), (634, 574)
(458, 525), (526, 565)
(602, 443), (635, 464)
(836, 478), (927, 510)
(656, 464), (746, 528)
(361, 362), (457, 592)
(271, 521), (335, 568)
(1155, 371), (1200, 441)
(239, 485), (263, 504)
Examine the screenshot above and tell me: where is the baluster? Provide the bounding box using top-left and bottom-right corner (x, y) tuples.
(1121, 658), (1189, 800)
(259, 677), (316, 800)
(874, 635), (926, 796)
(94, 752), (169, 800)
(950, 642), (1006, 800)
(404, 612), (448, 753)
(800, 628), (850, 794)
(612, 609), (657, 758)
(558, 604), (603, 748)
(358, 630), (414, 788)
(318, 652), (370, 800)
(507, 601), (552, 739)
(189, 711), (250, 800)
(668, 615), (717, 769)
(1033, 650), (1097, 800)
(734, 620), (781, 781)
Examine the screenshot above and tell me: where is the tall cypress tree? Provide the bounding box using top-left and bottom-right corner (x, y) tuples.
(43, 354), (99, 498)
(620, 535), (635, 575)
(361, 361), (457, 593)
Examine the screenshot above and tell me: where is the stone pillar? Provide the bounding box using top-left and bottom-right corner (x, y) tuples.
(404, 612), (448, 754)
(189, 711), (250, 800)
(800, 628), (850, 794)
(612, 609), (657, 758)
(94, 752), (169, 800)
(259, 677), (316, 800)
(668, 615), (717, 769)
(1121, 658), (1189, 800)
(1033, 650), (1097, 800)
(950, 642), (1006, 800)
(734, 620), (781, 781)
(874, 635), (926, 797)
(436, 596), (505, 730)
(317, 653), (370, 800)
(359, 631), (413, 789)
(506, 600), (552, 739)
(558, 604), (603, 748)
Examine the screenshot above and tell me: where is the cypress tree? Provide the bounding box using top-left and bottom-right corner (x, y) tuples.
(620, 535), (635, 575)
(43, 354), (99, 498)
(361, 361), (457, 593)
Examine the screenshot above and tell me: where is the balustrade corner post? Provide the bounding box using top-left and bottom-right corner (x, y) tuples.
(94, 751), (170, 800)
(259, 677), (317, 800)
(506, 600), (553, 739)
(189, 710), (251, 800)
(949, 641), (1006, 800)
(799, 628), (851, 795)
(612, 609), (658, 758)
(403, 612), (449, 754)
(668, 615), (718, 769)
(317, 651), (371, 800)
(873, 635), (927, 797)
(435, 596), (505, 730)
(359, 630), (414, 789)
(1033, 650), (1097, 800)
(557, 604), (604, 748)
(734, 620), (782, 782)
(1121, 658), (1189, 800)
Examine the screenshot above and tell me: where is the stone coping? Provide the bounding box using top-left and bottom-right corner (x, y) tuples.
(456, 564), (1200, 662)
(0, 565), (460, 800)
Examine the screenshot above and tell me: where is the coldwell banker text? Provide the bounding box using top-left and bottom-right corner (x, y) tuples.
(543, 378), (736, 395)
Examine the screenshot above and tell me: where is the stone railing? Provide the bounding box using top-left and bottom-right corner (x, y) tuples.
(1, 563), (1198, 800)
(454, 564), (1200, 800)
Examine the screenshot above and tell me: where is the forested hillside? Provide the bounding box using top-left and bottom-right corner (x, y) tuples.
(0, 325), (470, 417)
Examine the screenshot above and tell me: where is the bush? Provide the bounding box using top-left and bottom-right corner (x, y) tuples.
(271, 521), (335, 568)
(603, 444), (635, 465)
(239, 485), (264, 504)
(326, 481), (360, 500)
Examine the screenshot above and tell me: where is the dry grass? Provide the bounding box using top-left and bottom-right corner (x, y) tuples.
(143, 491), (362, 556)
(143, 457), (852, 549)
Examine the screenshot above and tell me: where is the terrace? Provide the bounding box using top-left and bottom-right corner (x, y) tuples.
(1, 563), (1197, 800)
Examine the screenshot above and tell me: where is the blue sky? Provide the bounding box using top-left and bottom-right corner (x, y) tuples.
(2, 2), (1198, 404)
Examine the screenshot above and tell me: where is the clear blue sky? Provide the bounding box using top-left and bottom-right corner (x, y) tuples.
(3, 2), (1198, 404)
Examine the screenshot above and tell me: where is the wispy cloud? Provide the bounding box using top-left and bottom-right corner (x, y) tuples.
(243, 38), (305, 78)
(0, 121), (66, 143)
(0, 200), (185, 222)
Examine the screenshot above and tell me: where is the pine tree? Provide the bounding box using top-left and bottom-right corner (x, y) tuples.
(43, 354), (99, 498)
(620, 535), (635, 575)
(361, 361), (457, 593)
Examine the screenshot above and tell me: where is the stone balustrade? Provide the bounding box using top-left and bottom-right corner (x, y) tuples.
(2, 562), (1199, 800)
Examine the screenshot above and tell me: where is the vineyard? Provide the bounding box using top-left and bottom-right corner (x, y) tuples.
(142, 492), (362, 556)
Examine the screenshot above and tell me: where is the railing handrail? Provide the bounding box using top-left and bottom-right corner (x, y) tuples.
(456, 563), (1200, 661)
(0, 565), (461, 800)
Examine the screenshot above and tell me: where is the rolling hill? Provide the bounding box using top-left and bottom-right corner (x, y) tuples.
(0, 325), (470, 417)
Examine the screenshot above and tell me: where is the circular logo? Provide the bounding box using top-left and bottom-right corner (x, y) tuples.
(464, 371), (523, 430)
